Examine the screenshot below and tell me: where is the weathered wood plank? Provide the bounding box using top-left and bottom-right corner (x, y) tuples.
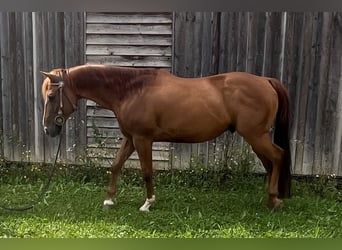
(262, 12), (282, 78)
(313, 13), (334, 173)
(294, 13), (314, 175)
(87, 107), (115, 118)
(87, 117), (120, 129)
(87, 23), (172, 35)
(219, 12), (239, 72)
(0, 12), (14, 160)
(236, 12), (248, 72)
(326, 12), (342, 175)
(246, 12), (258, 73)
(0, 14), (3, 158)
(86, 55), (171, 67)
(22, 12), (35, 162)
(86, 34), (172, 46)
(63, 12), (86, 163)
(302, 13), (321, 174)
(86, 13), (173, 24)
(332, 13), (342, 176)
(86, 45), (172, 56)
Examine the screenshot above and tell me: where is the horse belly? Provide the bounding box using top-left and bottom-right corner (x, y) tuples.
(155, 106), (229, 143)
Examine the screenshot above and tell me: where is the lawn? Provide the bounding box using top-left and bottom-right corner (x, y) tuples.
(0, 163), (342, 238)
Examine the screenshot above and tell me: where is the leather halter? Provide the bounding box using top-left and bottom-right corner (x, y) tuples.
(47, 70), (77, 126)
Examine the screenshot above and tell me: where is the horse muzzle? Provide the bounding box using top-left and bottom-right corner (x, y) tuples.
(44, 123), (62, 137)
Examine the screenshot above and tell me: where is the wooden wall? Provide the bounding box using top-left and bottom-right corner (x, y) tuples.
(0, 12), (85, 163)
(84, 12), (172, 168)
(1, 12), (341, 177)
(173, 12), (342, 176)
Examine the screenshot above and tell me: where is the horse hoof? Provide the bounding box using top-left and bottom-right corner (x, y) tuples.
(139, 195), (155, 212)
(104, 199), (114, 206)
(139, 207), (150, 212)
(267, 197), (284, 209)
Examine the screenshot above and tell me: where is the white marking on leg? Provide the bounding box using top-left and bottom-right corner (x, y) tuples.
(103, 199), (114, 206)
(139, 195), (156, 212)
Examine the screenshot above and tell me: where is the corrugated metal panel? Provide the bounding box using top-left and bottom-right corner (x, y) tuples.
(85, 12), (173, 169)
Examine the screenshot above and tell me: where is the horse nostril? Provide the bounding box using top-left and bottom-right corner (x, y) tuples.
(44, 127), (49, 135)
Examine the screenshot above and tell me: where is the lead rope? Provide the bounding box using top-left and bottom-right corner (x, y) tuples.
(0, 132), (63, 212)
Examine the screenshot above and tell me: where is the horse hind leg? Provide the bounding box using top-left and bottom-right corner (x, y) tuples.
(104, 136), (135, 207)
(256, 153), (272, 187)
(248, 133), (284, 209)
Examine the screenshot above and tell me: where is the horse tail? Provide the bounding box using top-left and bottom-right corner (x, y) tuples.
(268, 78), (292, 198)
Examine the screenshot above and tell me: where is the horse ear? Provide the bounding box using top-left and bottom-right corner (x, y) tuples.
(40, 71), (62, 83)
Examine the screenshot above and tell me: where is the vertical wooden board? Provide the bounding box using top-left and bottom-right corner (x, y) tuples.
(302, 13), (321, 174)
(334, 56), (342, 175)
(1, 13), (15, 160)
(22, 12), (35, 162)
(293, 13), (314, 175)
(255, 12), (266, 76)
(236, 12), (247, 72)
(32, 12), (46, 162)
(282, 13), (298, 100)
(199, 12), (211, 76)
(193, 12), (205, 77)
(64, 12), (86, 163)
(14, 12), (29, 162)
(181, 143), (192, 169)
(42, 12), (59, 162)
(217, 12), (229, 73)
(332, 13), (342, 175)
(269, 12), (283, 78)
(283, 13), (304, 171)
(38, 12), (52, 162)
(312, 13), (334, 174)
(262, 12), (282, 78)
(9, 12), (20, 161)
(209, 12), (220, 76)
(172, 12), (185, 76)
(184, 12), (196, 77)
(245, 12), (266, 75)
(0, 12), (6, 158)
(227, 13), (239, 72)
(0, 13), (2, 158)
(246, 12), (259, 73)
(323, 12), (342, 174)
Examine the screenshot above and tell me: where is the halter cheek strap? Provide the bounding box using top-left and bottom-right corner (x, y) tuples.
(47, 80), (65, 127)
(55, 81), (65, 126)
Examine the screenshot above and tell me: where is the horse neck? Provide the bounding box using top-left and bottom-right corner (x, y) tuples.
(70, 65), (153, 112)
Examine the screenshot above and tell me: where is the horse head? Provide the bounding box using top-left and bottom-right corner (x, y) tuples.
(41, 69), (77, 137)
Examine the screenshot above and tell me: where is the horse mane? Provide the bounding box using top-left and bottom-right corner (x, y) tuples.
(70, 65), (158, 101)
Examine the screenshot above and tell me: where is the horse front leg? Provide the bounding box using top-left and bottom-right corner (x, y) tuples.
(104, 136), (134, 208)
(133, 137), (155, 212)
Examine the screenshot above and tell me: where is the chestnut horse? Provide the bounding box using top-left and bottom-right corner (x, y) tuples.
(41, 64), (291, 211)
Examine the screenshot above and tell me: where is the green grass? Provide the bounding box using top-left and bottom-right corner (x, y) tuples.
(0, 163), (342, 238)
